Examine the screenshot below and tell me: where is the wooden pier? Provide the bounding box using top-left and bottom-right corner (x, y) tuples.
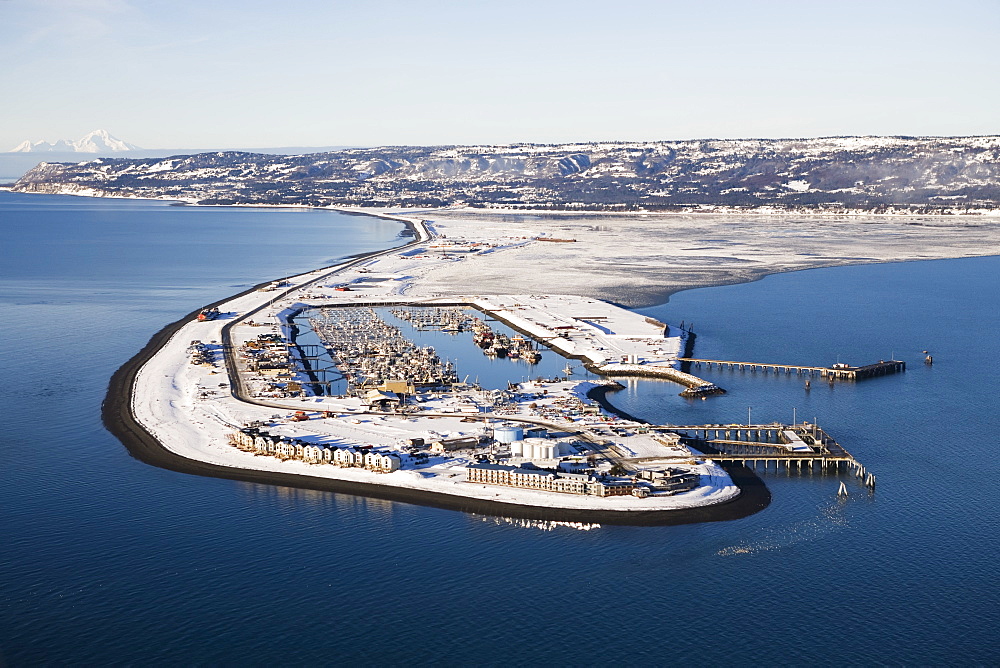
(650, 423), (875, 488)
(677, 357), (905, 381)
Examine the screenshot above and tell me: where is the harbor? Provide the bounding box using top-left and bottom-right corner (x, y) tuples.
(116, 213), (897, 521)
(655, 423), (874, 488)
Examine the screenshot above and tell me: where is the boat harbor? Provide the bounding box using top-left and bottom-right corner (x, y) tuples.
(226, 296), (879, 494)
(125, 213), (893, 517)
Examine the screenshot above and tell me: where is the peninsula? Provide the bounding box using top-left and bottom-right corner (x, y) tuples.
(59, 137), (995, 523)
(101, 204), (911, 525)
(107, 216), (758, 524)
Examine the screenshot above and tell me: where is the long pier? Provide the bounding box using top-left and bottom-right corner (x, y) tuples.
(677, 357), (905, 380)
(650, 423), (875, 488)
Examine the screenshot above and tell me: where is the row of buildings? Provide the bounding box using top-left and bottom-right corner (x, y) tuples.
(240, 333), (293, 376)
(466, 463), (701, 498)
(466, 462), (645, 497)
(230, 428), (401, 473)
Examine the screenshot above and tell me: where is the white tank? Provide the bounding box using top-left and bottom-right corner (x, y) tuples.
(494, 426), (524, 444)
(520, 438), (554, 460)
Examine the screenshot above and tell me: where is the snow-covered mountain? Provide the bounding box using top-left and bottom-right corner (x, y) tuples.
(13, 136), (1000, 214)
(10, 130), (140, 153)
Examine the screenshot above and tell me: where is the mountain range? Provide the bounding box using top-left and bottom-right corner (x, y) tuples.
(10, 130), (140, 153)
(12, 136), (1000, 214)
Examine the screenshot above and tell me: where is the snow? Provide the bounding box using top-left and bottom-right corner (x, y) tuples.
(9, 129), (139, 153)
(391, 208), (1000, 308)
(130, 217), (741, 513)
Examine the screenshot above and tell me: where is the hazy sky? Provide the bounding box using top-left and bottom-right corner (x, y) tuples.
(2, 0), (998, 149)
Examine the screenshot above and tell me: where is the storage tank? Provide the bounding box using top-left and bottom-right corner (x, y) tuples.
(509, 440), (524, 457)
(521, 438), (554, 459)
(494, 426), (524, 444)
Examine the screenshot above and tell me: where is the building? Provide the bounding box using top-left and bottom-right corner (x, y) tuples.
(466, 463), (639, 497)
(364, 452), (402, 473)
(429, 436), (479, 454)
(229, 429), (400, 473)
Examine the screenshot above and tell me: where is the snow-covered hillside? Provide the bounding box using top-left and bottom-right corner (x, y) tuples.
(13, 136), (1000, 213)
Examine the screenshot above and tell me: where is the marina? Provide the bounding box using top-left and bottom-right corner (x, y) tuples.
(186, 271), (882, 511)
(73, 197), (909, 521)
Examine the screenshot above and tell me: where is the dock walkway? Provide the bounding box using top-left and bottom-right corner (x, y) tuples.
(677, 357), (905, 380)
(649, 423), (874, 487)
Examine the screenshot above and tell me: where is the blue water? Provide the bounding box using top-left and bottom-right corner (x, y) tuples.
(293, 305), (600, 395)
(2, 192), (998, 665)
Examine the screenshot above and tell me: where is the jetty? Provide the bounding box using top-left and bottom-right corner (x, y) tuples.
(652, 422), (875, 489)
(677, 358), (905, 381)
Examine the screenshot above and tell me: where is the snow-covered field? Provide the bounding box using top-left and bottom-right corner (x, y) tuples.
(396, 209), (1000, 307)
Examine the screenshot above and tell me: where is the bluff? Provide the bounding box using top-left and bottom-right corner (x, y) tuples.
(13, 136), (1000, 213)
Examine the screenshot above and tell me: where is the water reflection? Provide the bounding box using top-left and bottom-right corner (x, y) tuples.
(235, 481), (398, 518)
(477, 515), (602, 531)
(716, 499), (853, 556)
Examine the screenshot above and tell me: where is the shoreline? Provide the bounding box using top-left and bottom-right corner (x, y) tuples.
(11, 183), (1000, 217)
(13, 189), (1000, 305)
(82, 194), (981, 523)
(102, 294), (767, 526)
(106, 318), (766, 526)
(9, 185), (1000, 219)
(100, 211), (764, 525)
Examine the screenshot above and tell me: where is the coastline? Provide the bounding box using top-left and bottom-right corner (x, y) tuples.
(100, 207), (764, 525)
(78, 194), (989, 524)
(16, 188), (1000, 307)
(102, 292), (767, 526)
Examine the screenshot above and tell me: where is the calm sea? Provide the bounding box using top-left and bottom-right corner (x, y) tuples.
(1, 192), (997, 666)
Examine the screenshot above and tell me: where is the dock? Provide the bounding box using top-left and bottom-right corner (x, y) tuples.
(649, 422), (874, 488)
(677, 357), (905, 380)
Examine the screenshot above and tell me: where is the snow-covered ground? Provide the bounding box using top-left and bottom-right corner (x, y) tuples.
(130, 217), (741, 512)
(392, 209), (1000, 307)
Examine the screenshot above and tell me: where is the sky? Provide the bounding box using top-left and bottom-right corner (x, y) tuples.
(1, 0), (998, 150)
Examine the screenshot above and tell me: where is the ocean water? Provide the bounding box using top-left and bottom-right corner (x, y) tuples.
(1, 192), (998, 665)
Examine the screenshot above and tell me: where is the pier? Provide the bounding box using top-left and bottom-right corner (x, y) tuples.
(650, 422), (874, 487)
(677, 357), (905, 380)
